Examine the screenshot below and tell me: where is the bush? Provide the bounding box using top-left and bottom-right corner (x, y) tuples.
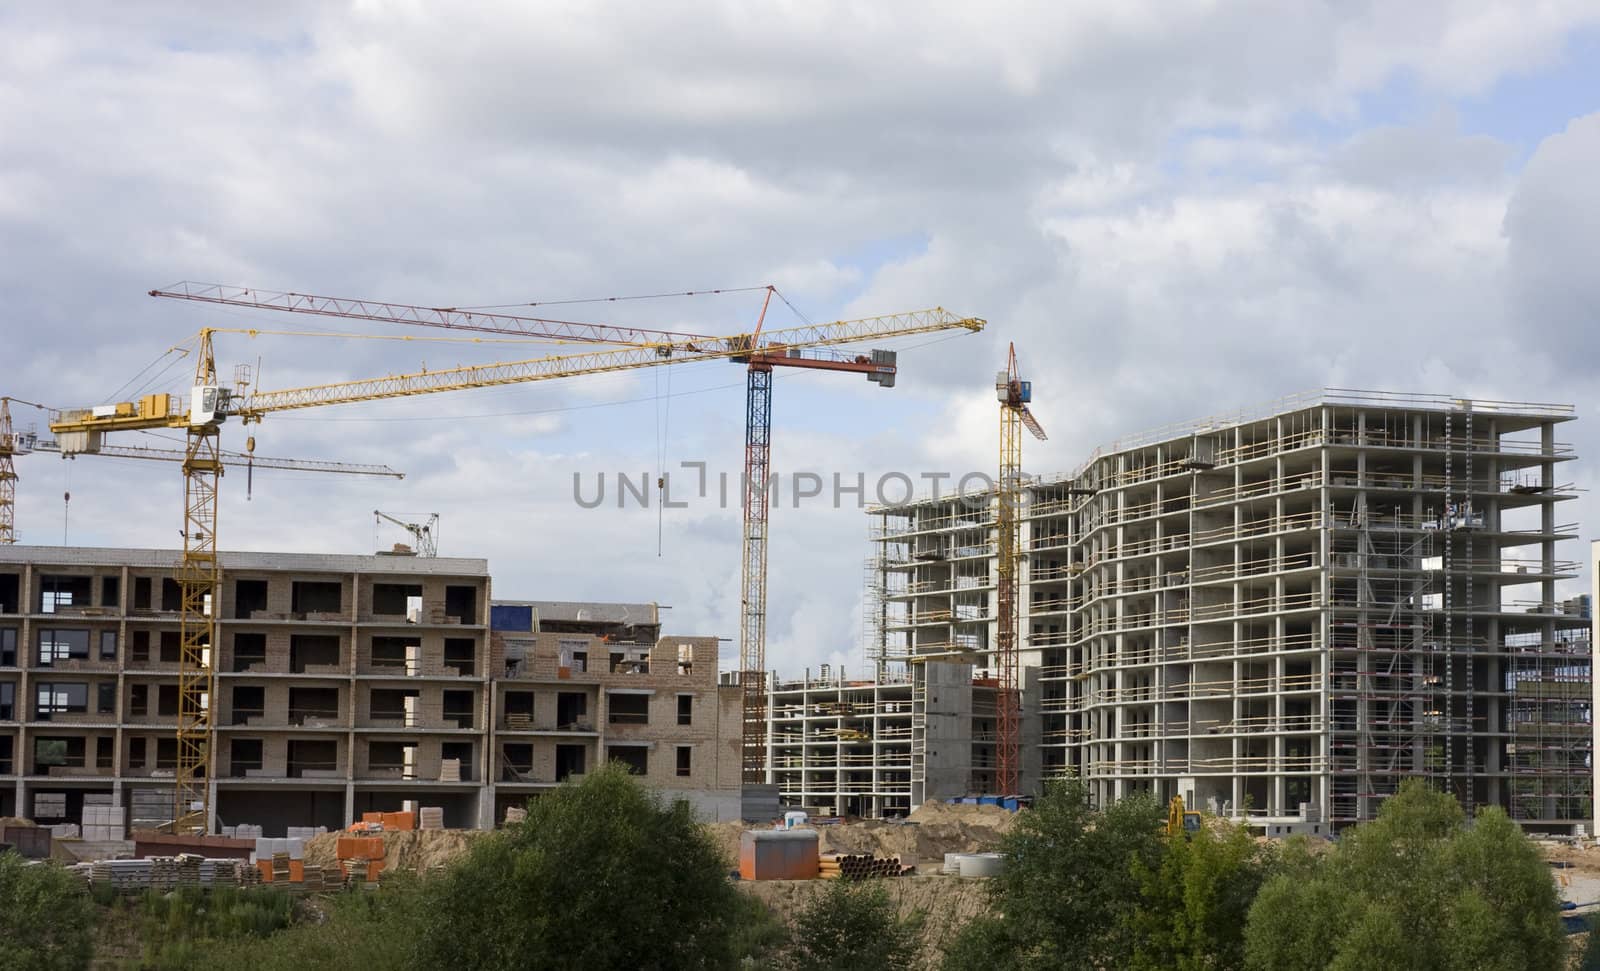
(0, 852), (96, 971)
(784, 878), (923, 971)
(1125, 819), (1276, 970)
(1244, 780), (1565, 971)
(411, 762), (745, 970)
(944, 777), (1165, 970)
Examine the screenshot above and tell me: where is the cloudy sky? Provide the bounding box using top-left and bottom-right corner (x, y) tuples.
(3, 2), (1598, 678)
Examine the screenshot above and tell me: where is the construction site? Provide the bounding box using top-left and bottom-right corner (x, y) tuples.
(0, 287), (1595, 965)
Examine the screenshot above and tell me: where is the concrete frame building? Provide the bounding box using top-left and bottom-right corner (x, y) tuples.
(0, 546), (741, 836)
(872, 391), (1592, 831)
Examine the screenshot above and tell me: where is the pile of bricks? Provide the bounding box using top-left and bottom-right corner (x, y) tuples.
(817, 852), (915, 880)
(419, 807), (445, 830)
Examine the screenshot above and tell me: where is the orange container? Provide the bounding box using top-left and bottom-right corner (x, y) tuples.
(382, 811), (415, 831)
(289, 861), (304, 882)
(739, 830), (819, 881)
(257, 860), (275, 882)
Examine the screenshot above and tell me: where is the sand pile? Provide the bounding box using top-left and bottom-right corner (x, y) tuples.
(303, 828), (490, 874)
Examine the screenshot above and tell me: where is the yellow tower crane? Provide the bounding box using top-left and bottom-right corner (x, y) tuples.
(52, 307), (984, 833)
(0, 396), (401, 545)
(995, 343), (1045, 796)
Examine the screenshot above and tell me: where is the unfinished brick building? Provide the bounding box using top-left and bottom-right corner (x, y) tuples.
(0, 546), (741, 835)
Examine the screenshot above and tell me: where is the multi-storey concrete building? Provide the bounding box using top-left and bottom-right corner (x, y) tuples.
(767, 661), (997, 817)
(0, 546), (741, 835)
(873, 391), (1592, 832)
(490, 600), (742, 822)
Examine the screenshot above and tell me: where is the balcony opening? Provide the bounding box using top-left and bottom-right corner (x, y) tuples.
(38, 575), (92, 613)
(607, 745), (647, 775)
(372, 583), (422, 618)
(372, 636), (420, 675)
(161, 578), (181, 612)
(291, 634), (341, 673)
(159, 631), (180, 664)
(34, 682), (88, 719)
(557, 692), (588, 730)
(233, 633), (267, 672)
(231, 685), (264, 725)
(37, 629), (89, 665)
(504, 691), (534, 722)
(0, 681), (13, 720)
(34, 736), (85, 771)
(234, 579), (268, 619)
(443, 690), (474, 729)
(444, 638), (476, 676)
(292, 581), (342, 616)
(129, 684), (148, 718)
(0, 573), (18, 614)
(127, 736), (146, 770)
(444, 585), (477, 624)
(100, 576), (120, 609)
(231, 738), (263, 777)
(289, 687), (339, 726)
(608, 693), (649, 725)
(370, 688), (419, 726)
(288, 738), (337, 778)
(441, 741), (472, 781)
(369, 740), (417, 780)
(501, 743), (533, 781)
(132, 576), (151, 611)
(96, 736), (113, 769)
(156, 737), (177, 770)
(130, 630), (148, 664)
(555, 744), (585, 781)
(157, 684), (179, 718)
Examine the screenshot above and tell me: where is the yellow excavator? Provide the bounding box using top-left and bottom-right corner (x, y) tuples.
(1168, 795), (1203, 838)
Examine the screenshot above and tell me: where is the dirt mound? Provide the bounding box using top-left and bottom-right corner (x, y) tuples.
(0, 816), (38, 829)
(303, 829), (490, 874)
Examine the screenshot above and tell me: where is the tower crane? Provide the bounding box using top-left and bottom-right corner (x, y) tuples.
(375, 510), (439, 557)
(53, 305), (985, 832)
(995, 343), (1046, 796)
(151, 283), (953, 786)
(0, 396), (401, 544)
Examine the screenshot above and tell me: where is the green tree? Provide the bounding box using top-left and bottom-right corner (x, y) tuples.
(1244, 780), (1564, 971)
(411, 762), (745, 970)
(0, 851), (96, 971)
(944, 777), (1165, 970)
(784, 878), (923, 971)
(1126, 818), (1275, 970)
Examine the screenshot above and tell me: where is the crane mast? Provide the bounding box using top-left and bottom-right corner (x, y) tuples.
(996, 344), (1046, 797)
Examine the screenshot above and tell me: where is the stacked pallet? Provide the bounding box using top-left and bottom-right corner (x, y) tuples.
(818, 852), (915, 880)
(439, 759), (461, 782)
(503, 806), (527, 825)
(271, 852), (292, 883)
(504, 713), (533, 730)
(419, 806), (445, 830)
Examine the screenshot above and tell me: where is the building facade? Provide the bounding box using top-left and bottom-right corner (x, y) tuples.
(0, 546), (740, 836)
(873, 391), (1592, 831)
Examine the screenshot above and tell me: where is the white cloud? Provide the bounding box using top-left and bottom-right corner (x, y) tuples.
(4, 3), (1599, 674)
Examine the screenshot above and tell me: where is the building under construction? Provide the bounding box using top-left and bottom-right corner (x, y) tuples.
(0, 546), (741, 836)
(868, 391), (1591, 832)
